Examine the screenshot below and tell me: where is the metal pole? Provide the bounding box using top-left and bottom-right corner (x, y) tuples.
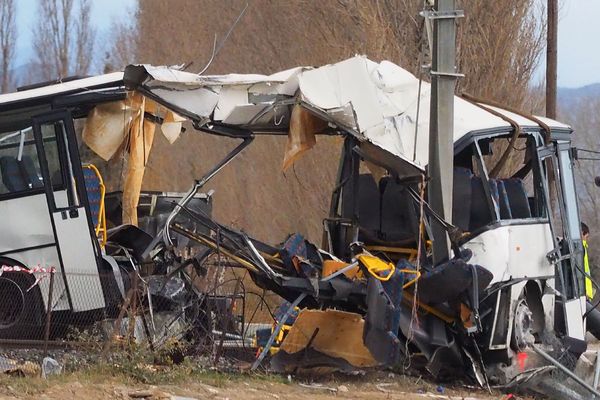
(546, 0), (558, 119)
(251, 293), (306, 370)
(532, 344), (600, 398)
(43, 271), (55, 355)
(103, 272), (136, 357)
(126, 273), (139, 344)
(428, 0), (461, 263)
(593, 350), (600, 397)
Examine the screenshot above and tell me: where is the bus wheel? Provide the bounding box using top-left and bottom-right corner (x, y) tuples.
(512, 298), (535, 349)
(0, 272), (45, 340)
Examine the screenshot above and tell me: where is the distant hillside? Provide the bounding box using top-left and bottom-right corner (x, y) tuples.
(4, 62), (45, 93)
(559, 83), (600, 110)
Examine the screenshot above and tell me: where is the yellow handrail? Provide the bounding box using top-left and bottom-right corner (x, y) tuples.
(357, 253), (421, 286)
(357, 254), (396, 282)
(82, 164), (107, 248)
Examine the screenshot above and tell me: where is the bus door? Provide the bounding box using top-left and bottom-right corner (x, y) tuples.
(32, 111), (106, 312)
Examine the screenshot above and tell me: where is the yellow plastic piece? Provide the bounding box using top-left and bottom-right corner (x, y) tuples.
(322, 260), (361, 279)
(357, 254), (395, 281)
(82, 164), (107, 248)
(364, 245), (418, 261)
(279, 309), (378, 368)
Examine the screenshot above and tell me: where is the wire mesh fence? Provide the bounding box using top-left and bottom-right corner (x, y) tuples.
(0, 261), (279, 374)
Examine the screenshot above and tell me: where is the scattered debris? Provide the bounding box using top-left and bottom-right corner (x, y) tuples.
(127, 388), (174, 399)
(0, 355), (40, 377)
(198, 384), (220, 395)
(41, 357), (62, 379)
(298, 383), (337, 392)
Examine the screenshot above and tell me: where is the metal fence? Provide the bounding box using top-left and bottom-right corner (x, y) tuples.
(0, 261), (277, 372)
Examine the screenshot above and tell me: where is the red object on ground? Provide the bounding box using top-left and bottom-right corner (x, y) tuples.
(517, 352), (528, 371)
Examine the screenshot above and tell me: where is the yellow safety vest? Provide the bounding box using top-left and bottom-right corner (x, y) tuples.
(584, 240), (594, 300)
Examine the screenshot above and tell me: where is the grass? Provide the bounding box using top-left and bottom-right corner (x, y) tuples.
(0, 359), (289, 398)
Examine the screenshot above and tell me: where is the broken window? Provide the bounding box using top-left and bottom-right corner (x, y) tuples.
(0, 128), (39, 195)
(451, 133), (547, 235)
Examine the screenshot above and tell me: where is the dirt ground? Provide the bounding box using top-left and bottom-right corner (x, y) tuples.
(0, 369), (525, 400)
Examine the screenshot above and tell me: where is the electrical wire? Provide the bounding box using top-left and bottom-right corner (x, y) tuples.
(577, 148), (600, 155)
(577, 157), (600, 161)
(404, 174), (426, 369)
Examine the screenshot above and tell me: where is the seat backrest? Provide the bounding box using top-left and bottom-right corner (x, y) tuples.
(495, 180), (512, 219)
(342, 173), (381, 237)
(380, 177), (417, 243)
(470, 175), (494, 231)
(452, 167), (472, 232)
(0, 156), (27, 192)
(502, 178), (531, 218)
(19, 155), (43, 188)
(83, 167), (102, 226)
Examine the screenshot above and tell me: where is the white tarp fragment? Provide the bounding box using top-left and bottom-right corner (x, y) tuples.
(283, 105), (328, 170)
(82, 93), (185, 161)
(82, 99), (134, 160)
(82, 92), (186, 225)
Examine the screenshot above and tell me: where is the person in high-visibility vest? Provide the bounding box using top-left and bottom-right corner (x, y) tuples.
(582, 222), (594, 300)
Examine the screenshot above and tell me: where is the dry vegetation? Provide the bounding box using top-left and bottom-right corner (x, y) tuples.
(561, 95), (600, 270)
(0, 0), (15, 93)
(32, 0), (96, 80)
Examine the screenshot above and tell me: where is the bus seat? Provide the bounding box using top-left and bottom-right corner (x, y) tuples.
(495, 180), (512, 219)
(470, 176), (494, 232)
(342, 174), (381, 241)
(452, 167), (472, 232)
(489, 179), (512, 220)
(0, 156), (27, 192)
(82, 164), (107, 247)
(502, 178), (531, 218)
(19, 155), (43, 188)
(380, 177), (418, 244)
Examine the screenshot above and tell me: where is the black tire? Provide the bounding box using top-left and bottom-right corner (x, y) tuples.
(0, 271), (45, 340)
(586, 301), (600, 340)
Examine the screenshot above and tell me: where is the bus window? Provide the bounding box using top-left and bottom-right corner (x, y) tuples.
(0, 127), (64, 197)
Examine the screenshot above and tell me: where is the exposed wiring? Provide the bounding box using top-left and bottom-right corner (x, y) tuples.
(404, 174), (426, 369)
(198, 3), (249, 75)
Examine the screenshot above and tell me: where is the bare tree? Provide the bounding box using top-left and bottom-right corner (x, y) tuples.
(74, 0), (93, 74)
(561, 95), (600, 260)
(0, 0), (16, 93)
(103, 19), (137, 73)
(32, 0), (95, 81)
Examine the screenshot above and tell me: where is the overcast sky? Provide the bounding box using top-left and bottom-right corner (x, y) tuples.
(13, 0), (600, 89)
(14, 0), (136, 69)
(535, 0), (600, 88)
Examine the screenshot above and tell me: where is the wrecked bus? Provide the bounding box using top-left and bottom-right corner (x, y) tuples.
(0, 56), (592, 389)
(0, 74), (214, 339)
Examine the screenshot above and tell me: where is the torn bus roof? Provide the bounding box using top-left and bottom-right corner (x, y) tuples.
(123, 55), (571, 173)
(0, 56), (571, 179)
(0, 72), (125, 111)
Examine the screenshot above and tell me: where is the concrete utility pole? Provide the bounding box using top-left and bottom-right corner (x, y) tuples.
(428, 0), (462, 264)
(546, 0), (558, 119)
